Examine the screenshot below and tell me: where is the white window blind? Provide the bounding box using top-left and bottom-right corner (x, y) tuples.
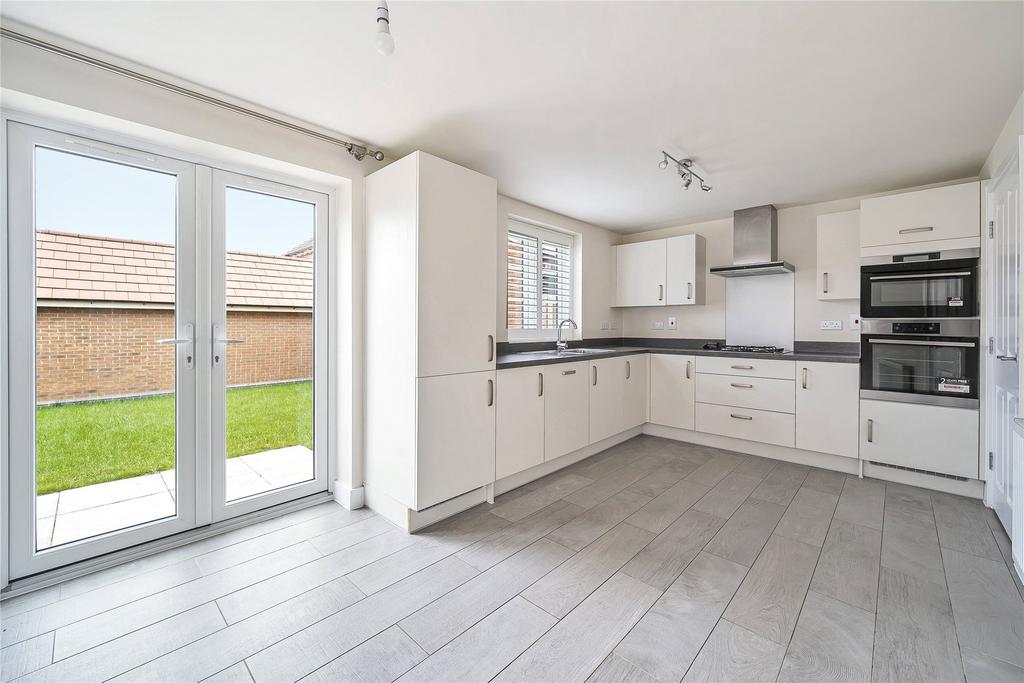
(507, 220), (574, 338)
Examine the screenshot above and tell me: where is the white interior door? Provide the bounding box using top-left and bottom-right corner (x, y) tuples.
(6, 122), (198, 579)
(986, 147), (1021, 534)
(208, 170), (329, 522)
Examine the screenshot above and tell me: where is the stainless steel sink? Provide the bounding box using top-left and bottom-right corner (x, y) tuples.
(515, 348), (618, 356)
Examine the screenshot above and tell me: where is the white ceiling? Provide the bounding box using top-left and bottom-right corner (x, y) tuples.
(2, 1), (1021, 232)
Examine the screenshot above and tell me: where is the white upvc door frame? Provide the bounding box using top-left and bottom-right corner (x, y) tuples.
(5, 121), (199, 579)
(208, 169), (330, 522)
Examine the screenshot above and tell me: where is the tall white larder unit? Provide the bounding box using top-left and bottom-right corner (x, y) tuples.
(365, 151), (498, 514)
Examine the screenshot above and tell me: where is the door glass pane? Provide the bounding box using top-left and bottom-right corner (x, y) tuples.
(34, 147), (178, 549)
(870, 343), (971, 396)
(869, 276), (965, 307)
(224, 187), (315, 501)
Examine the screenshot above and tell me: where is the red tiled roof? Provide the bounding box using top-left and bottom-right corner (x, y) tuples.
(36, 231), (312, 308)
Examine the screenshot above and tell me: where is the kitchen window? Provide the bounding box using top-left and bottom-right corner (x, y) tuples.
(506, 219), (575, 341)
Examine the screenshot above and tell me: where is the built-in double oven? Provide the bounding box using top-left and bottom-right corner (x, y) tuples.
(860, 248), (980, 408)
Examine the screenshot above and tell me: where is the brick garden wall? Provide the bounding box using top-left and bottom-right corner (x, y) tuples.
(36, 307), (312, 403)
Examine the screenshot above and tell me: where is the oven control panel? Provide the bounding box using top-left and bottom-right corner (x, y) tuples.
(891, 322), (940, 334)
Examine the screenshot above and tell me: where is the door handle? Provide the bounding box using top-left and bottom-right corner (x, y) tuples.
(658, 284), (664, 302)
(898, 226), (934, 235)
(997, 355), (1019, 362)
(593, 365), (598, 386)
(157, 323), (194, 369)
(867, 418), (874, 443)
(212, 324), (244, 366)
(562, 369), (576, 376)
(801, 367), (808, 389)
(685, 360), (692, 380)
(731, 364), (754, 370)
(538, 372), (544, 397)
(729, 383), (753, 389)
(823, 272), (829, 294)
(730, 413), (753, 421)
(687, 282), (693, 300)
(488, 335), (495, 363)
(487, 379), (494, 407)
(626, 360), (631, 379)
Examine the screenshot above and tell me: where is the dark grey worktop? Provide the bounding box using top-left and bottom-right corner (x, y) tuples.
(495, 338), (860, 369)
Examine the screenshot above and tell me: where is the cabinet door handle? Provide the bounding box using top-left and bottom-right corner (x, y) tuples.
(593, 365), (598, 386)
(685, 360), (692, 380)
(658, 284), (664, 301)
(487, 335), (494, 362)
(898, 226), (934, 235)
(730, 382), (753, 389)
(626, 361), (631, 379)
(538, 372), (544, 397)
(730, 413), (753, 421)
(562, 369), (576, 375)
(730, 364), (754, 370)
(867, 418), (874, 443)
(801, 367), (808, 389)
(997, 355), (1019, 362)
(823, 272), (829, 294)
(687, 282), (693, 300)
(487, 379), (494, 407)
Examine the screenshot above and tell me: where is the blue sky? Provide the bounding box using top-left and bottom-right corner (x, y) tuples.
(35, 147), (314, 255)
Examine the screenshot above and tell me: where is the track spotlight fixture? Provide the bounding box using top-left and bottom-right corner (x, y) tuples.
(374, 0), (395, 56)
(658, 151), (712, 193)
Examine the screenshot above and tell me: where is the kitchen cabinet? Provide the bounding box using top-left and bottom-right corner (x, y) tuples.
(649, 354), (696, 430)
(623, 355), (649, 429)
(666, 234), (707, 305)
(697, 373), (796, 414)
(496, 367), (545, 480)
(615, 240), (667, 307)
(589, 356), (627, 443)
(816, 210), (860, 300)
(696, 403), (796, 448)
(696, 356), (795, 380)
(860, 181), (979, 249)
(859, 399), (978, 478)
(365, 151), (498, 511)
(795, 362), (859, 458)
(417, 371), (497, 509)
(543, 361), (590, 461)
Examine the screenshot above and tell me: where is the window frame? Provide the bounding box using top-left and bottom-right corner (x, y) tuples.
(506, 218), (577, 343)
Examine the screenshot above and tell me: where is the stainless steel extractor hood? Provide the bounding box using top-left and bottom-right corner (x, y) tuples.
(710, 204), (794, 277)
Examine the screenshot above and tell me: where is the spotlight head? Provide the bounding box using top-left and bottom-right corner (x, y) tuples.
(658, 159), (668, 170)
(701, 183), (711, 192)
(682, 173), (692, 190)
(372, 150), (385, 162)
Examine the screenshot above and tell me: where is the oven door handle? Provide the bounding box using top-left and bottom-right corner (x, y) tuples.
(868, 271), (971, 281)
(866, 338), (976, 348)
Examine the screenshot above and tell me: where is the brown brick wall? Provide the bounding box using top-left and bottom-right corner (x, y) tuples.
(36, 307), (312, 403)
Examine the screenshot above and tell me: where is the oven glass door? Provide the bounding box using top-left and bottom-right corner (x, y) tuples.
(861, 335), (979, 403)
(860, 258), (978, 318)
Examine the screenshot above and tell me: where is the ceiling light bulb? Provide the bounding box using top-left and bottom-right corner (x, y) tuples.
(375, 1), (395, 56)
(658, 159), (668, 170)
(682, 173), (693, 190)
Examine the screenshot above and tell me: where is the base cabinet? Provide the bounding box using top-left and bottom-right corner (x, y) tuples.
(417, 371), (496, 509)
(859, 399), (979, 478)
(589, 357), (626, 443)
(543, 361), (590, 461)
(623, 355), (649, 429)
(795, 362), (859, 458)
(649, 354), (696, 430)
(496, 367), (545, 480)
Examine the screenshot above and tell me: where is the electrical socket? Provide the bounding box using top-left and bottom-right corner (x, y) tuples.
(820, 320), (843, 331)
(667, 316), (677, 330)
(652, 321), (664, 331)
(610, 320), (618, 330)
(600, 321), (609, 330)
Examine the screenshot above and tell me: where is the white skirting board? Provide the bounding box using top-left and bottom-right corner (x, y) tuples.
(365, 427), (643, 532)
(332, 482), (365, 510)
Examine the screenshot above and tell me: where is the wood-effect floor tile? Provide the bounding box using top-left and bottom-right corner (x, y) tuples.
(682, 619), (786, 683)
(811, 519), (882, 613)
(456, 500), (584, 571)
(621, 509), (726, 591)
(773, 486), (839, 547)
(203, 662), (254, 683)
(624, 479), (709, 534)
(692, 472), (763, 519)
(704, 497), (787, 567)
(492, 473), (594, 521)
(801, 468), (848, 497)
(777, 590), (874, 683)
(961, 648), (1024, 683)
(881, 516), (946, 587)
(685, 452), (747, 488)
(301, 625), (426, 683)
(731, 454), (779, 480)
(834, 477), (886, 531)
(749, 464), (808, 507)
(627, 458), (701, 498)
(0, 632), (53, 682)
(586, 653), (657, 683)
(563, 456), (665, 509)
(547, 489), (652, 552)
(931, 492), (1003, 562)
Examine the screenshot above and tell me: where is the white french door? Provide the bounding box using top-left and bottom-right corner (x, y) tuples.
(986, 147), (1021, 534)
(5, 122), (328, 580)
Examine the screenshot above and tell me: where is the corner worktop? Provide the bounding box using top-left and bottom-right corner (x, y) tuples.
(496, 339), (860, 369)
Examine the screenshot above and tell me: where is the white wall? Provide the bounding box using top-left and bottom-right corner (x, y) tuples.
(982, 90), (1024, 179)
(497, 196), (621, 343)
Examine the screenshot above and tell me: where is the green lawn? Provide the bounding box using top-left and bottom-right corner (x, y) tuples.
(36, 381), (312, 494)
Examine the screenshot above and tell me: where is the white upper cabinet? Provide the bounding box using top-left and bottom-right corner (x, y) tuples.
(615, 240), (667, 307)
(589, 356), (626, 443)
(816, 210), (860, 300)
(666, 234), (707, 305)
(860, 181), (980, 249)
(649, 354), (696, 430)
(795, 361), (859, 458)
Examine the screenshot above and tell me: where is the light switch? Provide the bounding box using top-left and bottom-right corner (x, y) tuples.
(849, 314), (861, 331)
(667, 317), (677, 330)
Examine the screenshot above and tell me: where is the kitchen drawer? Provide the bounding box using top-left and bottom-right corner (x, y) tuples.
(696, 356), (795, 380)
(696, 374), (795, 414)
(860, 399), (978, 478)
(696, 402), (795, 448)
(860, 181), (979, 248)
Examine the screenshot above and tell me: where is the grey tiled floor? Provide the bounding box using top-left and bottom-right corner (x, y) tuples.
(2, 435), (1023, 682)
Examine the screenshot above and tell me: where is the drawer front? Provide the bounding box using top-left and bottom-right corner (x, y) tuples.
(696, 356), (795, 380)
(696, 403), (795, 448)
(696, 374), (795, 414)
